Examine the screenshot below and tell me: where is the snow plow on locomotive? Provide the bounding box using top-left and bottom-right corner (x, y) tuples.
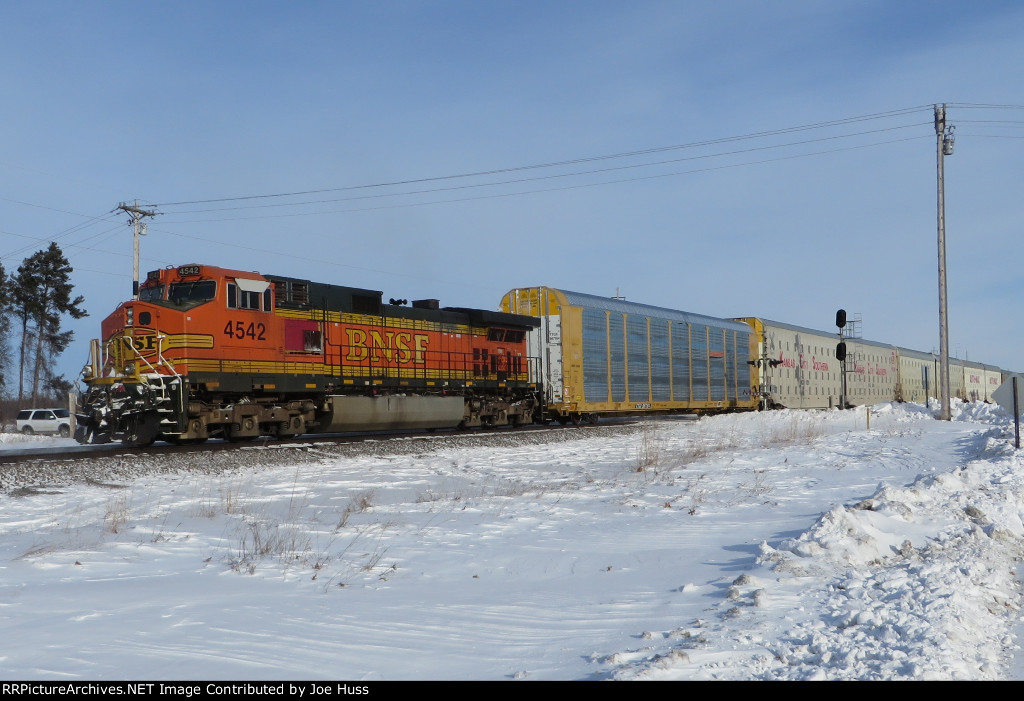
(75, 264), (541, 446)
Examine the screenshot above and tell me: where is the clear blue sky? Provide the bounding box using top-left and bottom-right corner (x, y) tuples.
(1, 1), (1022, 385)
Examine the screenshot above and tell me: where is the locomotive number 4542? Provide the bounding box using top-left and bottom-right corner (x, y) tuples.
(224, 320), (267, 341)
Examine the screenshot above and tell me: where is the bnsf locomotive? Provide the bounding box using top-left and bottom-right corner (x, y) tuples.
(75, 264), (541, 445)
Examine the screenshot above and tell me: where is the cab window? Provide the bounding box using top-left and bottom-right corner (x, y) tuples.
(227, 280), (272, 312)
(228, 284), (262, 310)
(139, 285), (164, 301)
(168, 280), (216, 308)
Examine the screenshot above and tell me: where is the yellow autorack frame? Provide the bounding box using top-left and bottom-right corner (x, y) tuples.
(501, 287), (757, 419)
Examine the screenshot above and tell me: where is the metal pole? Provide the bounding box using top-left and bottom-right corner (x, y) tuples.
(839, 328), (846, 410)
(1014, 376), (1020, 450)
(760, 338), (769, 411)
(836, 309), (847, 410)
(935, 105), (951, 420)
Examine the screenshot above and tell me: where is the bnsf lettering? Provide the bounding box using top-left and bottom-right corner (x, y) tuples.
(223, 320), (267, 341)
(123, 335), (159, 353)
(345, 328), (429, 364)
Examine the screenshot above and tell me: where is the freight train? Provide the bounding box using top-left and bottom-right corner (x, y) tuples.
(73, 264), (1009, 446)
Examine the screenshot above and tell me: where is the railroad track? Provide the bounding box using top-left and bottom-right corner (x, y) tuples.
(0, 418), (643, 467)
(0, 419), (657, 498)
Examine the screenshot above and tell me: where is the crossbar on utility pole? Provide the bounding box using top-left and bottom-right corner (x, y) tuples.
(934, 105), (953, 421)
(117, 201), (157, 300)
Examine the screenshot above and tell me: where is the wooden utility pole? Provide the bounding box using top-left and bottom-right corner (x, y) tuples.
(117, 201), (157, 299)
(934, 105), (955, 420)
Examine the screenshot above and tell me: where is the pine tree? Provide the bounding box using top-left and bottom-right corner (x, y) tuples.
(12, 244), (87, 403)
(10, 259), (40, 403)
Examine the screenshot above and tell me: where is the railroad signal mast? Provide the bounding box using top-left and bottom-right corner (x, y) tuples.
(749, 346), (782, 410)
(117, 201), (157, 300)
(836, 309), (848, 410)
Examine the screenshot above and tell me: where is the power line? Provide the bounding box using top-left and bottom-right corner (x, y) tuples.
(153, 105), (933, 208)
(160, 122), (930, 218)
(6, 102), (1021, 267)
(1, 211), (121, 261)
(152, 133), (929, 226)
(946, 102), (1024, 109)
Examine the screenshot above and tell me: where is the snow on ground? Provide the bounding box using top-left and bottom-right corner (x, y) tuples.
(2, 401), (1024, 680)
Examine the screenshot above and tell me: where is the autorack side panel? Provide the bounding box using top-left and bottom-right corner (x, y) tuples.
(670, 320), (691, 402)
(959, 362), (1001, 403)
(948, 358), (966, 401)
(502, 287), (755, 416)
(983, 366), (1003, 401)
(844, 339), (898, 406)
(737, 318), (844, 409)
(894, 347), (937, 404)
(963, 360), (988, 402)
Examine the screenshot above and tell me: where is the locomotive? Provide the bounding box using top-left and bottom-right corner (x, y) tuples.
(75, 264), (541, 446)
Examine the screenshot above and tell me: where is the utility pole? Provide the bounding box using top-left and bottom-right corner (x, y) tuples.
(117, 201), (157, 299)
(934, 105), (955, 420)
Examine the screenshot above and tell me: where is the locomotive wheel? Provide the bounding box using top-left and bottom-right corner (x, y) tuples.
(166, 435), (208, 445)
(224, 416), (259, 442)
(276, 416), (304, 438)
(226, 431), (255, 443)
